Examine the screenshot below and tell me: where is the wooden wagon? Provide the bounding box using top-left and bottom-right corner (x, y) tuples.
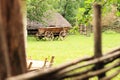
(35, 27), (70, 40)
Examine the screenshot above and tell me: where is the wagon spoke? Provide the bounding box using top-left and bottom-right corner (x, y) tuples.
(45, 31), (54, 40)
(59, 30), (67, 40)
(35, 32), (40, 40)
(50, 32), (54, 40)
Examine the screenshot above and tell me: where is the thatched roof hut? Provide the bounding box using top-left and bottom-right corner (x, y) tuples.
(27, 19), (43, 29)
(43, 12), (71, 27)
(27, 12), (71, 29)
(27, 12), (71, 35)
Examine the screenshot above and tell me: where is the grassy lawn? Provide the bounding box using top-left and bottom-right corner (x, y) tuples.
(27, 31), (120, 66)
(26, 31), (120, 80)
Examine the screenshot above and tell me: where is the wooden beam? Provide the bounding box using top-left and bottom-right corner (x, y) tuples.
(6, 49), (120, 80)
(74, 60), (120, 80)
(101, 69), (120, 80)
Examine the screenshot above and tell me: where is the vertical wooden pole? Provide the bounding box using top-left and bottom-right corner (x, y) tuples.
(0, 0), (12, 79)
(93, 3), (105, 78)
(0, 0), (27, 79)
(93, 4), (102, 57)
(21, 0), (27, 50)
(7, 0), (27, 75)
(0, 8), (11, 80)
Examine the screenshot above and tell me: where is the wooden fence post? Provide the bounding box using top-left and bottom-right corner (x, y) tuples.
(0, 8), (11, 80)
(0, 0), (27, 79)
(21, 0), (27, 51)
(93, 3), (105, 78)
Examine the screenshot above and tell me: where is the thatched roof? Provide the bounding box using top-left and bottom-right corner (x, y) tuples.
(43, 12), (71, 27)
(27, 12), (71, 29)
(27, 19), (43, 29)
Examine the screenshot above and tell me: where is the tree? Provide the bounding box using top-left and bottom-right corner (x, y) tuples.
(27, 0), (120, 27)
(27, 0), (54, 22)
(56, 0), (83, 25)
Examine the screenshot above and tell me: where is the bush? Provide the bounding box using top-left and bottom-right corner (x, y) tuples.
(69, 26), (79, 35)
(103, 30), (117, 34)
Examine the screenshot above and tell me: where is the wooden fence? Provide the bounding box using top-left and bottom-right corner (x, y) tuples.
(0, 0), (119, 80)
(7, 47), (120, 80)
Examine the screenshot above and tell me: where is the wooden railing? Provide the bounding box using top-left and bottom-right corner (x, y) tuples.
(7, 47), (120, 80)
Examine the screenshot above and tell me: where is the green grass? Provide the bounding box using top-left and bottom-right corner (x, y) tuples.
(27, 32), (120, 66)
(27, 31), (120, 80)
(27, 35), (94, 65)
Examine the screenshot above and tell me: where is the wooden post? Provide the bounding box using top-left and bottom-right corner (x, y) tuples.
(0, 0), (27, 79)
(0, 8), (11, 80)
(21, 0), (27, 50)
(93, 4), (102, 57)
(93, 3), (105, 78)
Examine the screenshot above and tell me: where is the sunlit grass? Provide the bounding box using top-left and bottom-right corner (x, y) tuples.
(26, 31), (120, 66)
(26, 31), (120, 80)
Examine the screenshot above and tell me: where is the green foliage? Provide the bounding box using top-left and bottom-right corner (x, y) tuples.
(116, 1), (120, 17)
(27, 0), (120, 26)
(27, 0), (53, 22)
(103, 30), (117, 34)
(69, 26), (79, 35)
(56, 0), (81, 25)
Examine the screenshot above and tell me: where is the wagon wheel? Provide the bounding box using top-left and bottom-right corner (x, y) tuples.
(35, 32), (44, 40)
(35, 32), (40, 41)
(59, 30), (67, 40)
(44, 31), (54, 40)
